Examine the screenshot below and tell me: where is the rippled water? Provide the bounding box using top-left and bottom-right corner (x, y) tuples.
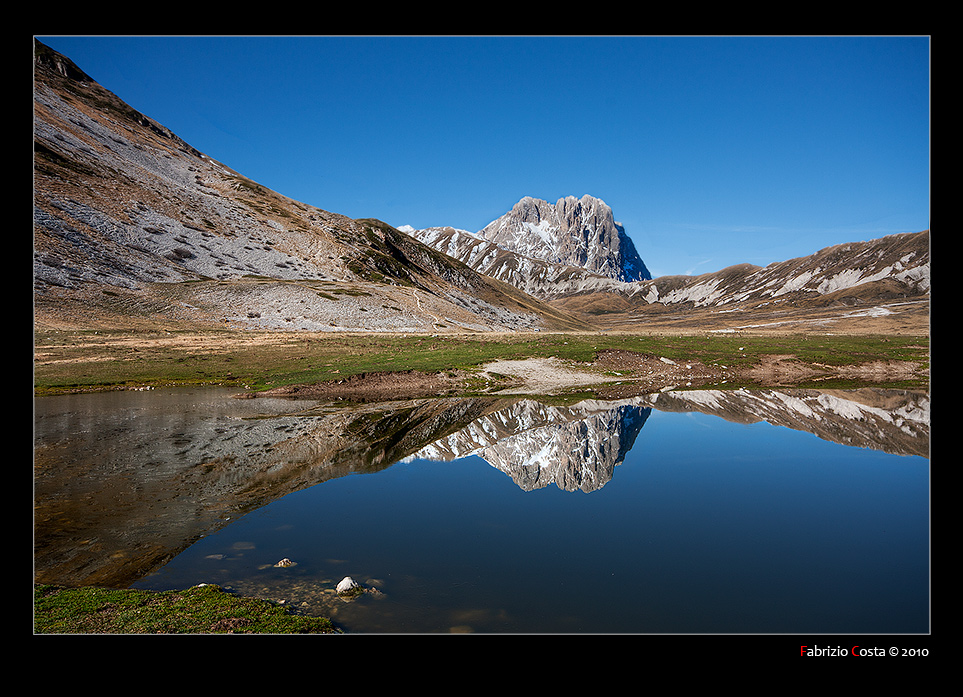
(34, 386), (929, 634)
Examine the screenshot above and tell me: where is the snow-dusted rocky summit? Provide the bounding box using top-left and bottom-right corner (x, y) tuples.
(401, 195), (650, 300)
(478, 195), (650, 282)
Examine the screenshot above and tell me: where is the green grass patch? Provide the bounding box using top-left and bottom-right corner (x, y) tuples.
(34, 330), (929, 395)
(34, 583), (337, 634)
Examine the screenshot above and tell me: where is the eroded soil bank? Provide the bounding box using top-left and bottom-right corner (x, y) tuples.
(249, 350), (928, 402)
(249, 369), (480, 402)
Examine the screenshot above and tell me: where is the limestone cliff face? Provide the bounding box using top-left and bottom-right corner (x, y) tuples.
(478, 195), (651, 283)
(401, 194), (653, 300)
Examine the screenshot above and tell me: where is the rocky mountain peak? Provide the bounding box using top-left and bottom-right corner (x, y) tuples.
(34, 40), (94, 82)
(477, 195), (651, 283)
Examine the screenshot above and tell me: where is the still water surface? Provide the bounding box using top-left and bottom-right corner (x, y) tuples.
(34, 386), (929, 634)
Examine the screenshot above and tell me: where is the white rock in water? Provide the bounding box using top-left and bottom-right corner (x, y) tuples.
(336, 576), (361, 594)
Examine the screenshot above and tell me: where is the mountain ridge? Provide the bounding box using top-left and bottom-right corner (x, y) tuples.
(33, 40), (929, 336)
(403, 210), (929, 332)
(32, 39), (588, 333)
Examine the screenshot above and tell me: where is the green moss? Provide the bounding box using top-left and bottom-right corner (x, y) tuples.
(34, 583), (338, 634)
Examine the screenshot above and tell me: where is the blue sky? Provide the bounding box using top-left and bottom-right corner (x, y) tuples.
(36, 35), (930, 278)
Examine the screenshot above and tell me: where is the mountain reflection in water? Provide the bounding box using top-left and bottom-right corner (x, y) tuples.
(34, 386), (929, 632)
(407, 400), (652, 493)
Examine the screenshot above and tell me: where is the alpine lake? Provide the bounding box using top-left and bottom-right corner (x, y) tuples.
(33, 378), (929, 635)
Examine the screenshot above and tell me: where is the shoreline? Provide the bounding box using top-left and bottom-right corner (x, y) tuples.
(34, 330), (929, 398)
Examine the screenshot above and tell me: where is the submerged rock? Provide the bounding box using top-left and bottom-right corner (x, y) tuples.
(336, 576), (362, 595)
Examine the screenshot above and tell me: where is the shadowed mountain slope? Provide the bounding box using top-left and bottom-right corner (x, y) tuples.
(32, 40), (588, 333)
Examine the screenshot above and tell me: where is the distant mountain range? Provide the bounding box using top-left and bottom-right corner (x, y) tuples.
(33, 39), (929, 335)
(404, 196), (927, 299)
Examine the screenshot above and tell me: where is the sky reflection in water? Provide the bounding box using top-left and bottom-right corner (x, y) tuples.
(128, 397), (929, 634)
